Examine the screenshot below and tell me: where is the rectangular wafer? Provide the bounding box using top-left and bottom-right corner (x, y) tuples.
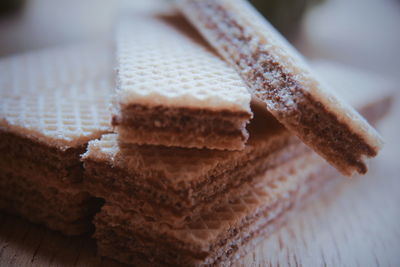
(113, 8), (252, 151)
(0, 43), (113, 235)
(176, 0), (384, 175)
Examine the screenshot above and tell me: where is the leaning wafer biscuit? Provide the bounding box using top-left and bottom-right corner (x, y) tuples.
(113, 10), (252, 151)
(176, 0), (383, 175)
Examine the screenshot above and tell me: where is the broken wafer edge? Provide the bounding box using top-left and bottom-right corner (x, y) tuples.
(176, 0), (384, 176)
(0, 43), (113, 235)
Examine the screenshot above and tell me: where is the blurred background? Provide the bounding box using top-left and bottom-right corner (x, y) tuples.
(0, 0), (399, 82)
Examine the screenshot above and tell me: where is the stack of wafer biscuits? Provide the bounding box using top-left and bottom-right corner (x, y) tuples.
(0, 0), (394, 265)
(81, 3), (392, 266)
(0, 43), (113, 235)
(85, 95), (391, 266)
(83, 65), (391, 265)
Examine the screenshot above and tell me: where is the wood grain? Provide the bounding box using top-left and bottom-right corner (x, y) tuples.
(0, 97), (399, 267)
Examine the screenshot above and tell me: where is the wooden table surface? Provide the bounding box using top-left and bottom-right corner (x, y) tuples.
(0, 96), (399, 267)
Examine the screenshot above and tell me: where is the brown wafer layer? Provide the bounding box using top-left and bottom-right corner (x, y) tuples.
(83, 102), (300, 222)
(84, 145), (307, 226)
(0, 170), (102, 235)
(0, 128), (102, 236)
(114, 10), (252, 151)
(176, 0), (383, 175)
(0, 130), (101, 236)
(0, 157), (81, 191)
(0, 130), (86, 183)
(113, 104), (251, 150)
(94, 154), (337, 266)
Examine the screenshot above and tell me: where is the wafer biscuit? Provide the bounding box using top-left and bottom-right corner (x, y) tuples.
(0, 43), (113, 235)
(0, 170), (99, 235)
(176, 0), (383, 175)
(113, 10), (252, 150)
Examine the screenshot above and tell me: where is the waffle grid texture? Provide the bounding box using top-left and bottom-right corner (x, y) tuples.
(115, 11), (251, 112)
(174, 159), (316, 249)
(0, 43), (111, 95)
(0, 44), (113, 150)
(98, 153), (324, 263)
